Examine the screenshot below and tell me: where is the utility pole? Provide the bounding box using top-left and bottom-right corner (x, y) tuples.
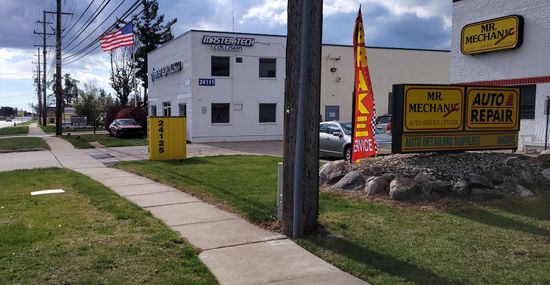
(36, 48), (42, 123)
(45, 1), (72, 136)
(35, 12), (54, 126)
(282, 0), (323, 238)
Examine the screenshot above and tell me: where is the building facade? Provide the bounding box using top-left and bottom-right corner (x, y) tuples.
(451, 0), (550, 151)
(148, 30), (450, 142)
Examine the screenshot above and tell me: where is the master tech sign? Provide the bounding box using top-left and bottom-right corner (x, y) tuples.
(391, 84), (520, 153)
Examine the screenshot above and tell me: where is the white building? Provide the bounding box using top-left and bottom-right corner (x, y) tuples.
(148, 30), (450, 143)
(451, 0), (550, 151)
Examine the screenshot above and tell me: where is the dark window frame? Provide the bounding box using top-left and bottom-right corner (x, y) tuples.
(211, 103), (230, 124)
(259, 103), (276, 123)
(211, 56), (230, 77)
(259, 58), (277, 78)
(519, 85), (536, 120)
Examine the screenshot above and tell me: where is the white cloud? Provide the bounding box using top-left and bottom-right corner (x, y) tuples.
(240, 0), (450, 30)
(0, 48), (34, 80)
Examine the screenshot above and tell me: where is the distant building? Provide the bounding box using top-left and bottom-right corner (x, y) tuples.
(148, 30), (449, 142)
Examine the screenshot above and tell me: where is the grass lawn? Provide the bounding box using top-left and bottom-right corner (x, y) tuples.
(116, 155), (550, 285)
(61, 134), (147, 149)
(0, 137), (50, 152)
(18, 120), (36, 126)
(0, 168), (217, 285)
(0, 126), (28, 136)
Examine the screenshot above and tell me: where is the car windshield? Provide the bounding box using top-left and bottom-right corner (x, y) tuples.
(117, 119), (138, 126)
(340, 123), (352, 135)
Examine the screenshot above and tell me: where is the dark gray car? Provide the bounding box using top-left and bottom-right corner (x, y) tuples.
(319, 121), (392, 161)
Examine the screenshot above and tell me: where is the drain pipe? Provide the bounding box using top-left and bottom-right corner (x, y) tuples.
(292, 0), (312, 239)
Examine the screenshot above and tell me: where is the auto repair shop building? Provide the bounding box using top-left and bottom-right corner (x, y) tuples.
(451, 0), (550, 151)
(148, 30), (450, 142)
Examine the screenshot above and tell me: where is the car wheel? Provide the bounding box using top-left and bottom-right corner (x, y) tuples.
(344, 145), (352, 162)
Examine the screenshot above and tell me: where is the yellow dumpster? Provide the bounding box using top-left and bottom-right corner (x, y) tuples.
(147, 117), (186, 160)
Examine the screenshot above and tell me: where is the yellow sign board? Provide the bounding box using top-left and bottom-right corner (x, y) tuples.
(401, 132), (518, 153)
(404, 85), (464, 132)
(147, 117), (186, 160)
(461, 15), (523, 55)
(466, 87), (520, 131)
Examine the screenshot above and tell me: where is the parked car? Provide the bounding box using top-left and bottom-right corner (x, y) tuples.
(319, 121), (392, 161)
(108, 118), (143, 138)
(376, 114), (392, 133)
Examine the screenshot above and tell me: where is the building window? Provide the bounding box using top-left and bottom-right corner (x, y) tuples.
(520, 85), (535, 119)
(163, 102), (171, 117)
(211, 56), (230, 77)
(259, 58), (276, 78)
(211, 103), (230, 123)
(259, 103), (276, 123)
(178, 103), (187, 117)
(150, 105), (157, 116)
(236, 57), (243, 63)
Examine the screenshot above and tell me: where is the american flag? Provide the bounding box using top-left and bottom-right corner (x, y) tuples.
(100, 22), (134, 52)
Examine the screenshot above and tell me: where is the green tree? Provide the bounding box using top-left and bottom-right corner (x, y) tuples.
(46, 73), (80, 107)
(134, 0), (177, 106)
(74, 83), (114, 124)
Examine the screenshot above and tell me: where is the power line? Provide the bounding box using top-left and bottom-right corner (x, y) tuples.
(62, 0), (112, 51)
(64, 0), (143, 63)
(62, 0), (96, 39)
(64, 0), (136, 56)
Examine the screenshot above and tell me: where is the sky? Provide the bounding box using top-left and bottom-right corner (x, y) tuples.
(0, 0), (452, 112)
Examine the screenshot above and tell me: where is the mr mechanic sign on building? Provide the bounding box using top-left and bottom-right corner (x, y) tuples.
(461, 15), (524, 55)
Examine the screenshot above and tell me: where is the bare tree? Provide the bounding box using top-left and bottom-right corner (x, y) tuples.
(110, 45), (139, 106)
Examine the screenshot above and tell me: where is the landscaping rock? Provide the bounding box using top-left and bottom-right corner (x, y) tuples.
(537, 149), (550, 167)
(542, 168), (550, 181)
(414, 172), (432, 185)
(319, 160), (350, 185)
(364, 176), (390, 196)
(482, 169), (504, 185)
(452, 181), (469, 198)
(333, 171), (365, 192)
(517, 185), (535, 198)
(467, 174), (493, 189)
(382, 173), (396, 182)
(432, 181), (452, 194)
(389, 177), (417, 201)
(519, 170), (534, 186)
(363, 166), (385, 177)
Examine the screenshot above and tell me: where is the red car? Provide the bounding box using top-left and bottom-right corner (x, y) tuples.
(108, 119), (143, 138)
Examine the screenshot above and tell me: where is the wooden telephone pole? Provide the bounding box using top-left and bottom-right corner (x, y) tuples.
(282, 0), (323, 238)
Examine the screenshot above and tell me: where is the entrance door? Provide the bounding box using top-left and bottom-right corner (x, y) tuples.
(325, 105), (340, 121)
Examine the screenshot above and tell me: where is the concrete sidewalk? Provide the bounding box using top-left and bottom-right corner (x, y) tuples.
(9, 124), (367, 285)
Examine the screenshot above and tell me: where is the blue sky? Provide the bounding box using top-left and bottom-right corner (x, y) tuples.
(0, 0), (452, 112)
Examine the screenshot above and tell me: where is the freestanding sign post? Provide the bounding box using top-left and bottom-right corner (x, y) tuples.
(147, 117), (187, 160)
(392, 84), (520, 153)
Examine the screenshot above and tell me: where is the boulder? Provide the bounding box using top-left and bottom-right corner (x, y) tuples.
(414, 172), (432, 185)
(382, 173), (397, 182)
(319, 160), (350, 185)
(482, 169), (505, 185)
(537, 149), (550, 167)
(364, 176), (390, 196)
(432, 181), (452, 193)
(470, 188), (505, 201)
(542, 168), (550, 181)
(517, 184), (535, 198)
(519, 169), (534, 186)
(452, 181), (469, 198)
(363, 166), (385, 177)
(467, 174), (493, 189)
(389, 177), (417, 201)
(333, 171), (365, 191)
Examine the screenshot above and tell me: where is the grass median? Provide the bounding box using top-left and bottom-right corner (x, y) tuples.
(61, 134), (147, 149)
(0, 137), (49, 152)
(116, 155), (550, 285)
(0, 168), (217, 285)
(0, 126), (28, 136)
